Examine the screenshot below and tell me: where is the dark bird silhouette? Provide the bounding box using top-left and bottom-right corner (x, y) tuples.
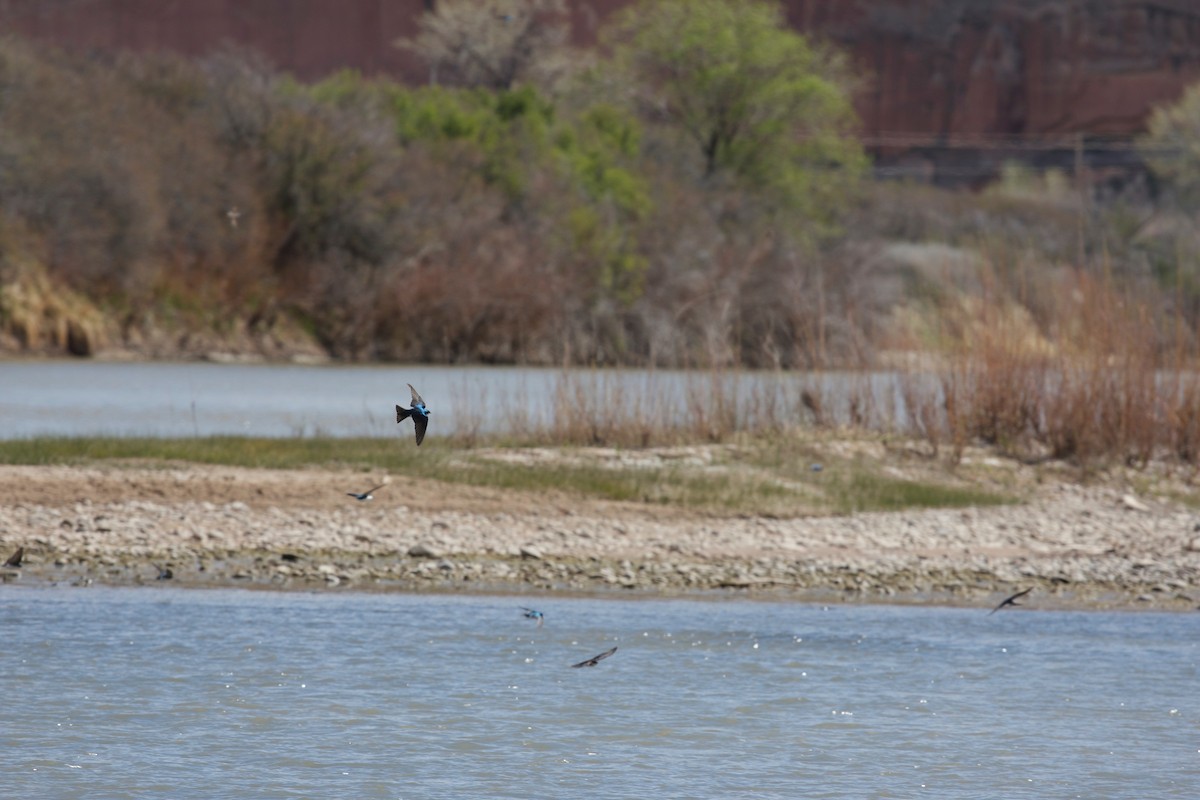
(396, 383), (430, 446)
(570, 646), (617, 668)
(989, 587), (1032, 615)
(521, 607), (545, 627)
(347, 483), (386, 501)
(155, 564), (173, 581)
(4, 547), (23, 567)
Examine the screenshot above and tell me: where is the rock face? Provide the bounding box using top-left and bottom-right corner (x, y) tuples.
(784, 0), (1200, 140)
(4, 1), (1200, 176)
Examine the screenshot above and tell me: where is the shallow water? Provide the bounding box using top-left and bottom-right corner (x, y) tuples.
(0, 360), (905, 439)
(1, 586), (1195, 798)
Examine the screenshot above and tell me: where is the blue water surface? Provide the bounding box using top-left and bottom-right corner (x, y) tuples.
(1, 586), (1196, 799)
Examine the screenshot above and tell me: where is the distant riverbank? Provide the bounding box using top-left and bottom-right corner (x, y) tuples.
(3, 461), (1198, 611)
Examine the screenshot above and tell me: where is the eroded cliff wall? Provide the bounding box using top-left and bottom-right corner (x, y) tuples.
(3, 1), (1199, 145)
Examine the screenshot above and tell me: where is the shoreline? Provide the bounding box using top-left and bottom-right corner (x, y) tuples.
(3, 463), (1198, 612)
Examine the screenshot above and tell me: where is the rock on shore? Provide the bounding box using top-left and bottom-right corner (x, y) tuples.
(1, 464), (1197, 610)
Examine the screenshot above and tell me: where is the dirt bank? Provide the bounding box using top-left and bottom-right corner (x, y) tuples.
(2, 463), (1199, 611)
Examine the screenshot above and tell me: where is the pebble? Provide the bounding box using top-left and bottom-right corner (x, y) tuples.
(3, 465), (1200, 610)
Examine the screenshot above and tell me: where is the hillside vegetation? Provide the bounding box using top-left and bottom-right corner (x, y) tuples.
(4, 0), (1200, 471)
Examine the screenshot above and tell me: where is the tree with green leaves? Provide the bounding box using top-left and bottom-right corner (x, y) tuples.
(1142, 82), (1200, 208)
(601, 0), (864, 217)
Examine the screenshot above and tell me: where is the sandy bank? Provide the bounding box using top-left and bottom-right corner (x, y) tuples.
(2, 463), (1198, 611)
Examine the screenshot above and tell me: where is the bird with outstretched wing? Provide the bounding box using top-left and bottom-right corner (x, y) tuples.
(347, 483), (386, 501)
(396, 383), (430, 446)
(570, 646), (617, 668)
(989, 587), (1032, 615)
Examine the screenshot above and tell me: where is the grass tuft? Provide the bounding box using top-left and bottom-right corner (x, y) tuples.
(0, 433), (1016, 516)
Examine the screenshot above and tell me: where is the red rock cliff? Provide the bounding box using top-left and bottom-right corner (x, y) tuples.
(4, 0), (1199, 145)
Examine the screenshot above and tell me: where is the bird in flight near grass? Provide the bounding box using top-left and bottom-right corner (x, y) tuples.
(396, 383), (430, 446)
(570, 646), (617, 668)
(989, 587), (1032, 615)
(347, 483), (386, 501)
(521, 607), (545, 627)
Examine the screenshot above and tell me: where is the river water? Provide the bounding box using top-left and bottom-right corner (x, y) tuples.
(0, 360), (904, 439)
(1, 586), (1195, 799)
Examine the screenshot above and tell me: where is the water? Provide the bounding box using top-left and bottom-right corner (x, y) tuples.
(0, 360), (906, 440)
(0, 361), (552, 439)
(1, 586), (1195, 798)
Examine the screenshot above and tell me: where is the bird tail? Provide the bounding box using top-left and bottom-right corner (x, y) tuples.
(396, 405), (411, 423)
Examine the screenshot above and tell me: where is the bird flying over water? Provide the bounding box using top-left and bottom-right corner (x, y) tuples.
(347, 483), (386, 501)
(521, 607), (545, 627)
(396, 383), (430, 446)
(989, 587), (1032, 615)
(570, 646), (617, 668)
(4, 547), (23, 567)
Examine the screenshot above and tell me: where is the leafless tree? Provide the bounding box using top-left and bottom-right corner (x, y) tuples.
(398, 0), (576, 92)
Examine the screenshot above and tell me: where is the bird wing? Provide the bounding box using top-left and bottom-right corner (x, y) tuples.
(571, 646), (617, 667)
(408, 383), (425, 407)
(5, 547), (24, 567)
(593, 646), (618, 662)
(414, 414), (428, 446)
(989, 588), (1032, 614)
(367, 484), (386, 494)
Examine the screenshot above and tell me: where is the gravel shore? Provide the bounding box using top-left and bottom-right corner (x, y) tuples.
(2, 463), (1199, 610)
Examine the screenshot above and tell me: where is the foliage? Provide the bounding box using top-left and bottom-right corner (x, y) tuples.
(602, 0), (865, 218)
(1141, 83), (1200, 208)
(12, 9), (1200, 376)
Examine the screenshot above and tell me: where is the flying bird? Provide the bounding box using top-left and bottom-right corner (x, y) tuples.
(347, 483), (386, 501)
(570, 646), (617, 668)
(4, 547), (23, 567)
(155, 564), (173, 581)
(396, 383), (430, 446)
(989, 587), (1032, 615)
(521, 607), (545, 627)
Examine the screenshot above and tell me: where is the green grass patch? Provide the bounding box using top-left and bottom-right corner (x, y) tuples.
(440, 458), (805, 513)
(823, 471), (1013, 514)
(0, 435), (1018, 515)
(0, 436), (433, 471)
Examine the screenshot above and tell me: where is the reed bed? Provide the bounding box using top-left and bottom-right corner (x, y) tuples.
(473, 271), (1200, 475)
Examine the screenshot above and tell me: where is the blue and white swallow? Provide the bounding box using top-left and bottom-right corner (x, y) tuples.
(521, 607), (545, 627)
(347, 483), (386, 501)
(396, 383), (430, 446)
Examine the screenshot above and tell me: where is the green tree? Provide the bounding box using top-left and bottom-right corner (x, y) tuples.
(1142, 82), (1200, 208)
(602, 0), (864, 217)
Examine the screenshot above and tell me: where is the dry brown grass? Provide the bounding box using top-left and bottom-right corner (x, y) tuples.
(901, 270), (1200, 471)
